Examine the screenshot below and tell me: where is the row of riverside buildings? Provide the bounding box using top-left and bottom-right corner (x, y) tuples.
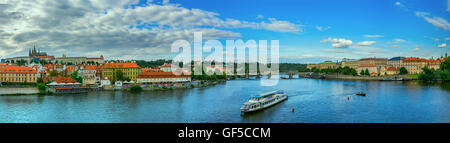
(0, 48), (193, 87)
(0, 61), (192, 85)
(307, 56), (449, 76)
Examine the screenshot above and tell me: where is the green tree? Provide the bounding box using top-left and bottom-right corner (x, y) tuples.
(129, 85), (142, 93)
(439, 58), (450, 81)
(70, 70), (83, 83)
(49, 70), (58, 77)
(351, 69), (357, 76)
(37, 78), (44, 83)
(115, 70), (124, 81)
(37, 83), (46, 95)
(441, 58), (450, 71)
(418, 67), (436, 81)
(17, 59), (27, 66)
(440, 70), (450, 81)
(400, 67), (408, 75)
(365, 69), (370, 76)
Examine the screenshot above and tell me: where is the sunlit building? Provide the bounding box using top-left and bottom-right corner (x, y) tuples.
(0, 66), (37, 83)
(102, 62), (141, 82)
(402, 58), (428, 74)
(137, 71), (191, 84)
(388, 57), (406, 67)
(359, 58), (388, 68)
(356, 64), (378, 76)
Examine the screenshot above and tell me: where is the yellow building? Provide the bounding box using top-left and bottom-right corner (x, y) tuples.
(318, 61), (338, 69)
(102, 62), (141, 82)
(359, 58), (388, 67)
(0, 66), (37, 83)
(340, 60), (359, 69)
(401, 58), (428, 74)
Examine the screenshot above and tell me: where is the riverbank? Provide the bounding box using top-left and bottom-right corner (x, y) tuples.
(1, 78), (448, 123)
(323, 74), (418, 81)
(97, 80), (226, 92)
(0, 88), (39, 96)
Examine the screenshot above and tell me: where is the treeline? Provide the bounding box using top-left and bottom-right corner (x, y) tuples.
(279, 63), (307, 72)
(419, 59), (450, 81)
(305, 66), (358, 76)
(135, 59), (172, 68)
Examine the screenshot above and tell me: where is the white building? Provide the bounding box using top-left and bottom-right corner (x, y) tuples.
(80, 65), (98, 85)
(158, 63), (173, 72)
(137, 71), (191, 84)
(100, 77), (111, 87)
(356, 64), (378, 76)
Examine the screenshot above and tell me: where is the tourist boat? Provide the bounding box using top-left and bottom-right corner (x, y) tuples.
(240, 90), (288, 113)
(356, 92), (366, 96)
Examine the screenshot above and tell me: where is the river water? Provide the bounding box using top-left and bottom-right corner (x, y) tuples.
(0, 78), (449, 123)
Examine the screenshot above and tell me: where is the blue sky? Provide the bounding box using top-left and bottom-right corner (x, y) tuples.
(0, 0), (448, 63)
(175, 0), (450, 63)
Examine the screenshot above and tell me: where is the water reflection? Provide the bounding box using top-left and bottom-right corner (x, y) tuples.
(0, 79), (449, 123)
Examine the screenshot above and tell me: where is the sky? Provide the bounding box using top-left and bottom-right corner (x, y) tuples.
(0, 0), (448, 63)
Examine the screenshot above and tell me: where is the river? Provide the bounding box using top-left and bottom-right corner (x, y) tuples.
(0, 78), (449, 123)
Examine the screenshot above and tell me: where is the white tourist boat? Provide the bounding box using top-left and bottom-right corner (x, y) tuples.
(240, 90), (288, 113)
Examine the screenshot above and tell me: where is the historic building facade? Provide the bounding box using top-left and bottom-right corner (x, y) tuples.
(102, 62), (141, 82)
(402, 58), (428, 74)
(0, 66), (37, 83)
(388, 57), (406, 67)
(137, 71), (191, 84)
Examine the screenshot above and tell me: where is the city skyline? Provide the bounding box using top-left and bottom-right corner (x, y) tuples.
(0, 0), (449, 63)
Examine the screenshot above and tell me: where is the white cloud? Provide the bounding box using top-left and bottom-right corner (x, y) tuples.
(423, 16), (450, 30)
(315, 26), (331, 31)
(363, 35), (384, 38)
(445, 37), (450, 41)
(393, 38), (406, 44)
(162, 0), (170, 5)
(256, 14), (264, 19)
(260, 18), (302, 33)
(413, 48), (420, 52)
(415, 11), (450, 30)
(395, 1), (408, 10)
(0, 0), (301, 59)
(321, 37), (353, 48)
(438, 43), (447, 48)
(356, 41), (376, 46)
(392, 45), (400, 48)
(415, 11), (430, 17)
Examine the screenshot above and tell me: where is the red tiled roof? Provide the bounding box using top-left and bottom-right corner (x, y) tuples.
(55, 86), (88, 90)
(65, 66), (76, 73)
(44, 64), (64, 69)
(403, 57), (427, 63)
(138, 71), (190, 78)
(371, 72), (377, 75)
(158, 63), (173, 67)
(387, 67), (400, 71)
(56, 57), (87, 59)
(0, 66), (37, 74)
(104, 62), (140, 69)
(44, 77), (77, 83)
(34, 56), (55, 59)
(141, 68), (159, 73)
(83, 65), (98, 70)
